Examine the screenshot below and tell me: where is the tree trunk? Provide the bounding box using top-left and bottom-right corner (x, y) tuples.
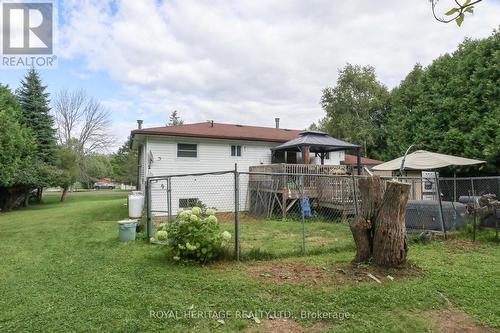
(372, 181), (411, 267)
(23, 190), (30, 207)
(35, 187), (43, 203)
(60, 187), (69, 202)
(350, 216), (372, 262)
(349, 176), (384, 262)
(350, 177), (411, 268)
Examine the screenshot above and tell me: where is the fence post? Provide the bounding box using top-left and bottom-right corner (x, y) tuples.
(453, 173), (457, 202)
(146, 179), (152, 241)
(301, 174), (305, 254)
(435, 173), (447, 239)
(351, 173), (359, 216)
(167, 177), (172, 222)
(234, 164), (240, 261)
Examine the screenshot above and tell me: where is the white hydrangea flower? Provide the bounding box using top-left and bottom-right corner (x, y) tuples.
(206, 215), (218, 224)
(156, 230), (168, 241)
(222, 231), (232, 241)
(178, 211), (190, 220)
(189, 214), (199, 222)
(186, 242), (197, 251)
(191, 207), (202, 216)
(206, 208), (216, 216)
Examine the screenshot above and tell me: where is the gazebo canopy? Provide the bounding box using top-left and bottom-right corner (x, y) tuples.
(271, 131), (360, 153)
(372, 150), (485, 171)
(271, 131), (362, 173)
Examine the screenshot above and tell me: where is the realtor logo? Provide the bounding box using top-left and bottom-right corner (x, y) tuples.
(1, 1), (57, 67)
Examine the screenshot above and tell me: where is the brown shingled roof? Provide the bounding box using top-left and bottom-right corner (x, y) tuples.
(342, 154), (383, 165)
(131, 122), (302, 143)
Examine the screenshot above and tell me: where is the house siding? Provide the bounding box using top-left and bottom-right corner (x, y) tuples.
(145, 136), (278, 214)
(141, 136), (344, 215)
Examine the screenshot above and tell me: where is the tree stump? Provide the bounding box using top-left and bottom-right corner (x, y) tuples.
(349, 177), (384, 262)
(372, 181), (411, 267)
(350, 177), (411, 268)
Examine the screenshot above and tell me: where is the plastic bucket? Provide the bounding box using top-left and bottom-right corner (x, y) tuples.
(118, 219), (138, 241)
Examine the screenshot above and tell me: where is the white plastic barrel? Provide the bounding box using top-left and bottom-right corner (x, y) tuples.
(128, 191), (144, 218)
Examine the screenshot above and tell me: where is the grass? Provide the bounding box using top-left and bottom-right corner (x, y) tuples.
(0, 193), (499, 332)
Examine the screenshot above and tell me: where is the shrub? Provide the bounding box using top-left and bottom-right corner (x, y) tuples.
(163, 207), (230, 263)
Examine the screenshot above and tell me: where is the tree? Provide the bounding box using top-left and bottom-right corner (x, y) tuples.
(111, 137), (138, 186)
(319, 64), (390, 157)
(53, 89), (113, 154)
(54, 146), (79, 202)
(0, 84), (38, 211)
(381, 30), (500, 173)
(430, 0), (482, 26)
(16, 68), (57, 201)
(168, 110), (184, 126)
(52, 89), (114, 191)
(82, 154), (113, 187)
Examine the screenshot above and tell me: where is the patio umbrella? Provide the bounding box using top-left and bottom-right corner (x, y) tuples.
(372, 150), (485, 171)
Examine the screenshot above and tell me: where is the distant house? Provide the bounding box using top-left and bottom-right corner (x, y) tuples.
(95, 178), (113, 184)
(342, 154), (384, 174)
(131, 121), (380, 214)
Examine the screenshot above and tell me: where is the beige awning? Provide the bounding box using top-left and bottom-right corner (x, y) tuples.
(372, 150), (485, 171)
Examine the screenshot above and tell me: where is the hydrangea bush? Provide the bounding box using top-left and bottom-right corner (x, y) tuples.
(158, 207), (231, 263)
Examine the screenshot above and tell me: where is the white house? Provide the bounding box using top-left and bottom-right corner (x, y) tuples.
(131, 121), (363, 215)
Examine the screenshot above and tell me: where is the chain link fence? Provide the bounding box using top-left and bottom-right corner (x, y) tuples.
(145, 169), (500, 259)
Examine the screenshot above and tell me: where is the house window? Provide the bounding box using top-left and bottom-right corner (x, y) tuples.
(231, 145), (242, 156)
(179, 198), (199, 208)
(177, 143), (197, 157)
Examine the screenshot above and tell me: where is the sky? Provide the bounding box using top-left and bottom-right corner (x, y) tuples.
(1, 0), (499, 152)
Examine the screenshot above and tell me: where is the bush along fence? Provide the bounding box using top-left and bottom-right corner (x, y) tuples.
(144, 166), (500, 260)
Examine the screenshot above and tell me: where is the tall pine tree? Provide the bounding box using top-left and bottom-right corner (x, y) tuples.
(16, 68), (57, 200)
(16, 68), (57, 163)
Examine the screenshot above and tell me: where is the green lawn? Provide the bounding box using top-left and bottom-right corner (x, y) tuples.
(1, 193), (499, 332)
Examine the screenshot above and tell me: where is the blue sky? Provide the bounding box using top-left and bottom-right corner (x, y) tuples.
(2, 0), (499, 152)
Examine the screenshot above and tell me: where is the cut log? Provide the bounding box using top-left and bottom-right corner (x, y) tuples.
(372, 181), (411, 267)
(349, 176), (384, 262)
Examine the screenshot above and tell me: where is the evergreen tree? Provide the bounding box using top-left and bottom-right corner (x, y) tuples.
(0, 84), (38, 210)
(382, 30), (500, 174)
(111, 137), (138, 185)
(168, 110), (184, 126)
(16, 68), (57, 164)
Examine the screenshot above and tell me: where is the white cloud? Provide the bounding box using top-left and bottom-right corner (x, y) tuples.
(59, 0), (500, 133)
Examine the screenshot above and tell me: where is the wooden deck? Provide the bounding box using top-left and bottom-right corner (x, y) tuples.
(248, 164), (355, 219)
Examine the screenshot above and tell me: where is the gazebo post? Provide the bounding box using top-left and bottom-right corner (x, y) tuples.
(301, 145), (311, 164)
(356, 148), (361, 175)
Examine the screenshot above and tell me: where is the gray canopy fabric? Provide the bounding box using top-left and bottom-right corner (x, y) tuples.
(372, 150), (485, 171)
(271, 131), (360, 153)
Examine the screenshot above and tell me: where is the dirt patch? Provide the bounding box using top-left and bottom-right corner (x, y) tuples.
(305, 236), (330, 246)
(217, 212), (264, 224)
(444, 239), (483, 251)
(427, 309), (498, 333)
(245, 260), (421, 286)
(246, 318), (303, 333)
(245, 318), (333, 333)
